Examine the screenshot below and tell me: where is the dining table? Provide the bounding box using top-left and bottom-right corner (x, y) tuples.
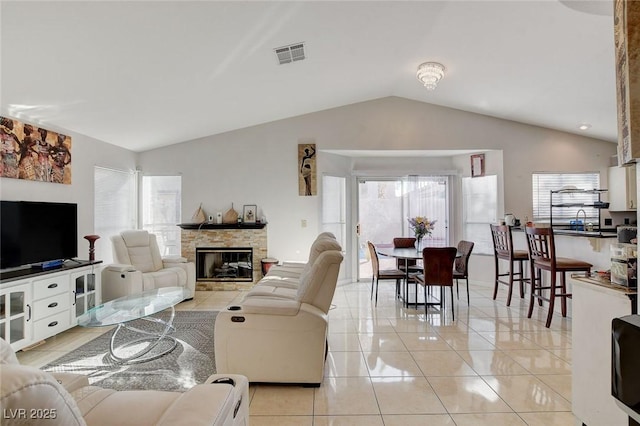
(377, 246), (460, 308)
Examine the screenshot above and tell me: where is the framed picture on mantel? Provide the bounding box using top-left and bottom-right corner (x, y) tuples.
(243, 205), (257, 223)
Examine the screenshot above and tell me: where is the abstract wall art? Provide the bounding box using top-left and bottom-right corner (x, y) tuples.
(0, 116), (72, 184)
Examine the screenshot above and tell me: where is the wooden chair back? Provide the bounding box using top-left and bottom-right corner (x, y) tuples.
(393, 237), (417, 269)
(454, 240), (474, 276)
(367, 241), (380, 278)
(421, 247), (457, 288)
(525, 226), (555, 267)
(490, 224), (515, 260)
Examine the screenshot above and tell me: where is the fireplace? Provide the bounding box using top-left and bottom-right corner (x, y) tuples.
(196, 247), (253, 282)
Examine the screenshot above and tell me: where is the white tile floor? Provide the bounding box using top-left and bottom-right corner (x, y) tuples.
(18, 279), (576, 425)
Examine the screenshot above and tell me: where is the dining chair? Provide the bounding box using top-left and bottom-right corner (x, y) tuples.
(392, 237), (418, 270)
(524, 226), (592, 328)
(367, 241), (406, 306)
(392, 237), (422, 299)
(490, 224), (528, 306)
(413, 247), (458, 319)
(453, 240), (475, 305)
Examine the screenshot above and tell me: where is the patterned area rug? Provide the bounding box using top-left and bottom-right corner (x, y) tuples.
(43, 310), (217, 392)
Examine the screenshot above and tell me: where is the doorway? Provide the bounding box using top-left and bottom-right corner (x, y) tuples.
(357, 176), (450, 281)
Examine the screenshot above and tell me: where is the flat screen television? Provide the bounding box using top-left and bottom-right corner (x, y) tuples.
(1, 201), (78, 269)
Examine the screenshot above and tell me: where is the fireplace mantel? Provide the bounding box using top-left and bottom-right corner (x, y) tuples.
(178, 223), (266, 230)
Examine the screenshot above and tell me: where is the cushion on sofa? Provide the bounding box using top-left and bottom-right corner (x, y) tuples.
(141, 266), (187, 290)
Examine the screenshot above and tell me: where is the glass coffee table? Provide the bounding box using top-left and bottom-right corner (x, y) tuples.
(77, 287), (188, 364)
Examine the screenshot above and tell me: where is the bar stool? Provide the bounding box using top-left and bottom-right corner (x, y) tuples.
(490, 224), (528, 306)
(524, 226), (592, 328)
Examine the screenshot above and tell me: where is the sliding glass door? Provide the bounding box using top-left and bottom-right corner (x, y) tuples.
(357, 176), (450, 280)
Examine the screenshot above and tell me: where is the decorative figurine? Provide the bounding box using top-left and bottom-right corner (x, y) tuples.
(84, 235), (100, 261)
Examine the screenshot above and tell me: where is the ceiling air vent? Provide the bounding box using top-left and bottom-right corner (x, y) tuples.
(274, 42), (306, 65)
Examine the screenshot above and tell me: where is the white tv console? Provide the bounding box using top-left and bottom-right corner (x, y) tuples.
(0, 260), (102, 351)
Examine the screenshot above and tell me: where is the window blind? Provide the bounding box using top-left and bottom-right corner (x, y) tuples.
(94, 166), (137, 263)
(532, 172), (600, 223)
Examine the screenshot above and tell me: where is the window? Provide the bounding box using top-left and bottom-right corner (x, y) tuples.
(142, 176), (182, 256)
(532, 172), (600, 223)
(462, 175), (497, 255)
(94, 166), (137, 264)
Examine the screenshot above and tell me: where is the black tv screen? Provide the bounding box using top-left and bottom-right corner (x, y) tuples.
(1, 201), (78, 269)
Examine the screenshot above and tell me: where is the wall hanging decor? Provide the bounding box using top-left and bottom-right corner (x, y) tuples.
(614, 0), (639, 164)
(471, 153), (485, 178)
(0, 116), (72, 184)
(298, 142), (316, 196)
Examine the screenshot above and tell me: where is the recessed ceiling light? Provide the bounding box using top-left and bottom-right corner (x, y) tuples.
(578, 123), (591, 130)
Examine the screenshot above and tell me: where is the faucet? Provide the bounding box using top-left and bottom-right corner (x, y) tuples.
(576, 209), (587, 231)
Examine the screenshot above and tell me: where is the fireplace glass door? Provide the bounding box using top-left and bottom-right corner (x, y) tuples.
(196, 248), (253, 282)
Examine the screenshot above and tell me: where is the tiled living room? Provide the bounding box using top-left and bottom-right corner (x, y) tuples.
(2, 1), (639, 425)
(16, 279), (573, 426)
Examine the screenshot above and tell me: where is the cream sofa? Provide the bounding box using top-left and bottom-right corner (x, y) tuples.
(215, 234), (343, 385)
(101, 230), (195, 302)
(244, 233), (342, 297)
(0, 338), (249, 426)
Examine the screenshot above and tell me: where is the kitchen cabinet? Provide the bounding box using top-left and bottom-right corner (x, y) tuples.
(573, 279), (635, 426)
(70, 268), (99, 321)
(608, 166), (637, 211)
(0, 281), (33, 351)
(0, 261), (101, 351)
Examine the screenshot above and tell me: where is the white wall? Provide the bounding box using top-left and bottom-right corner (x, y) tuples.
(0, 128), (138, 263)
(0, 97), (619, 282)
(138, 97), (616, 279)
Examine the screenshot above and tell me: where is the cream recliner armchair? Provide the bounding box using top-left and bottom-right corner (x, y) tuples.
(215, 248), (343, 385)
(101, 230), (195, 302)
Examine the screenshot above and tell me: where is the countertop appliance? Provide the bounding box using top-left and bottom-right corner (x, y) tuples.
(618, 226), (638, 244)
(504, 214), (516, 227)
(612, 315), (640, 425)
(611, 242), (638, 288)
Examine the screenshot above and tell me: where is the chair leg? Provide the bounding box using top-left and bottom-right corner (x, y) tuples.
(450, 286), (455, 321)
(493, 257), (499, 300)
(506, 261), (514, 307)
(528, 267), (537, 319)
(518, 260), (525, 298)
(375, 277), (380, 307)
(371, 276), (375, 300)
(545, 272), (557, 328)
(560, 272), (567, 317)
(456, 279), (459, 299)
(423, 285), (428, 315)
(466, 278), (470, 305)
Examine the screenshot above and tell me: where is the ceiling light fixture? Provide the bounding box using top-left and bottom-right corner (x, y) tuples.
(416, 62), (445, 91)
(578, 123), (592, 130)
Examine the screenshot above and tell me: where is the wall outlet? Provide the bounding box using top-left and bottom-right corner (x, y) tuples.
(301, 219), (307, 228)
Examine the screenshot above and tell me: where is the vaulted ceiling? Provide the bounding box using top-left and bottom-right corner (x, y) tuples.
(1, 1), (617, 152)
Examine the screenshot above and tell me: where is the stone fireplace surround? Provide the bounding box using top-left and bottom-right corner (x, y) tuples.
(180, 224), (267, 291)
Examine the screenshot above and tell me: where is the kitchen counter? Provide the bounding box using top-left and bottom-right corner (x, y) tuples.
(512, 226), (617, 238)
(572, 272), (637, 299)
(552, 229), (617, 238)
(572, 276), (636, 426)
